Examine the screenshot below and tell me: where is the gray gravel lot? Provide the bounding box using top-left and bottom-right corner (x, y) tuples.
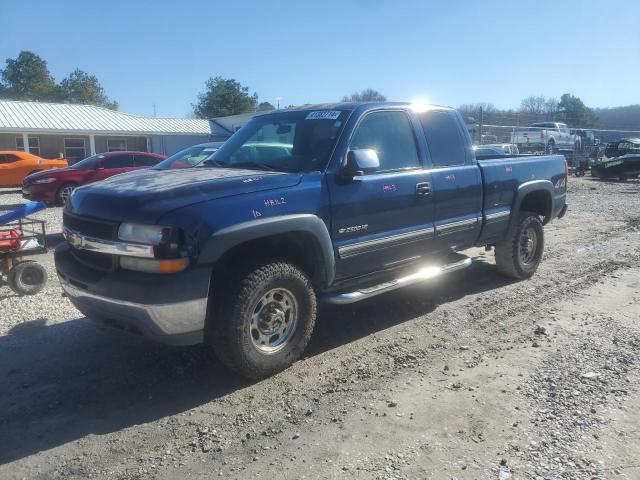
(0, 177), (639, 480)
(0, 190), (75, 334)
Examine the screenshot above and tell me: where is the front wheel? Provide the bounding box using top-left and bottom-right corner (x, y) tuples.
(495, 212), (544, 280)
(207, 262), (317, 379)
(57, 183), (77, 205)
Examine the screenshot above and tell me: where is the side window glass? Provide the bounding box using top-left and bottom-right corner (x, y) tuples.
(349, 111), (420, 172)
(0, 154), (20, 164)
(134, 155), (159, 167)
(418, 110), (466, 167)
(101, 155), (133, 168)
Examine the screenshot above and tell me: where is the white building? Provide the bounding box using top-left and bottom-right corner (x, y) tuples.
(0, 100), (217, 163)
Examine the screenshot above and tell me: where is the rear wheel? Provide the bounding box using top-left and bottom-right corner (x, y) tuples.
(57, 183), (77, 205)
(7, 260), (47, 295)
(546, 140), (555, 154)
(207, 261), (317, 379)
(495, 212), (544, 280)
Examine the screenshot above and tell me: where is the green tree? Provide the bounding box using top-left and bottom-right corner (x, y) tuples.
(0, 51), (59, 101)
(341, 88), (386, 102)
(193, 77), (258, 118)
(59, 69), (118, 109)
(558, 93), (597, 127)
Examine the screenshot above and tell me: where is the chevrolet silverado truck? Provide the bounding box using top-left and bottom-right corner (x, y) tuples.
(55, 103), (568, 379)
(511, 122), (578, 154)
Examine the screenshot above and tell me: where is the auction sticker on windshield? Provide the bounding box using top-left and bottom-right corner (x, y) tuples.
(306, 110), (341, 120)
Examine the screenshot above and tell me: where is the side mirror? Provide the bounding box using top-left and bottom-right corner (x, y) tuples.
(341, 149), (380, 179)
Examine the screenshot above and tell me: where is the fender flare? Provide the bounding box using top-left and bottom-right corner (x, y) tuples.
(198, 214), (336, 285)
(508, 180), (555, 229)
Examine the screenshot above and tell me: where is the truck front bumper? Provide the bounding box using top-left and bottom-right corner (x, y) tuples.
(55, 243), (211, 346)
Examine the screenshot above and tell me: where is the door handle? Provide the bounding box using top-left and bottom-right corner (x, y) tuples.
(416, 182), (431, 196)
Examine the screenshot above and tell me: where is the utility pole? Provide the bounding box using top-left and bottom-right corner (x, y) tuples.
(478, 106), (484, 145)
(276, 97), (282, 110)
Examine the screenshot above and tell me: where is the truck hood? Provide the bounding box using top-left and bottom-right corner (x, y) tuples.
(67, 167), (302, 223)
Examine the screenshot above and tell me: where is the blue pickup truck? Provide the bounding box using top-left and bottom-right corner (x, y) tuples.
(55, 102), (567, 378)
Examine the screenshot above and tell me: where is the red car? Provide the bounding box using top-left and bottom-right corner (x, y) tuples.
(22, 151), (166, 205)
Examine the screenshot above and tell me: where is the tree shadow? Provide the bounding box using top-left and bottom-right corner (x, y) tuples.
(0, 257), (513, 465)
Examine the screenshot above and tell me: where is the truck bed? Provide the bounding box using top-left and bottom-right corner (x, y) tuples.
(475, 154), (567, 244)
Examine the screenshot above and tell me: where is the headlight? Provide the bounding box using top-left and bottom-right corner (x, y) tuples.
(33, 177), (56, 184)
(118, 223), (166, 245)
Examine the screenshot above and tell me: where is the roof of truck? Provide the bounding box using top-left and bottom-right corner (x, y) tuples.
(256, 102), (452, 116)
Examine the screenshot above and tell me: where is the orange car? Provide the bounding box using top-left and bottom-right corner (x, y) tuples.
(0, 151), (68, 187)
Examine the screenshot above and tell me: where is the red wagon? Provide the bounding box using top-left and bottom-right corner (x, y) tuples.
(0, 217), (48, 295)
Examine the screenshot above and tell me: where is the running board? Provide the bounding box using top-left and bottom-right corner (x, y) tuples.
(325, 257), (472, 305)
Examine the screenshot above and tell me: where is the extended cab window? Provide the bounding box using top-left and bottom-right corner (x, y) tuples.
(418, 110), (466, 167)
(349, 111), (420, 172)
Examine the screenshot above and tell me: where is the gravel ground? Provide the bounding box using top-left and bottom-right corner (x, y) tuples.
(0, 176), (639, 480)
(0, 189), (73, 333)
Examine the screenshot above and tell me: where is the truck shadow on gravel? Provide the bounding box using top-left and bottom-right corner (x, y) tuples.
(0, 258), (511, 465)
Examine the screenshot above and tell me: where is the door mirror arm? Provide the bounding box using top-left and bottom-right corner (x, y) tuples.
(340, 149), (380, 180)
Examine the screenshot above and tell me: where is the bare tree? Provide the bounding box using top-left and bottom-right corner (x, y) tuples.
(544, 97), (559, 116)
(519, 96), (548, 115)
(341, 88), (386, 102)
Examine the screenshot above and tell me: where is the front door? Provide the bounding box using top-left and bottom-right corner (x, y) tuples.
(329, 110), (436, 279)
(87, 154), (134, 183)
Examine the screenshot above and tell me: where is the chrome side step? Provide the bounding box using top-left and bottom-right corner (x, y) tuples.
(325, 257), (472, 305)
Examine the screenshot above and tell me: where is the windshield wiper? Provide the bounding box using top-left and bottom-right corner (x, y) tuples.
(230, 161), (277, 172)
(201, 158), (227, 167)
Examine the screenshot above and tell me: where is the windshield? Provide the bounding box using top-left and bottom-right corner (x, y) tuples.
(155, 144), (222, 170)
(200, 110), (350, 172)
(70, 153), (104, 169)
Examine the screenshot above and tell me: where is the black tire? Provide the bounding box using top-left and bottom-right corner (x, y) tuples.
(495, 212), (544, 280)
(7, 260), (47, 295)
(57, 183), (77, 205)
(207, 262), (317, 379)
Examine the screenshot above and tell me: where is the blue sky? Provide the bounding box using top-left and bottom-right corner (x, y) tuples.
(1, 0), (639, 117)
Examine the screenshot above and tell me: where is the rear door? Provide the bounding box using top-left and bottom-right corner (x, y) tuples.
(417, 109), (482, 252)
(328, 109), (436, 279)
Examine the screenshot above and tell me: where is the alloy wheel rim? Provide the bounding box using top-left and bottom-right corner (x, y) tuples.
(519, 227), (538, 265)
(249, 288), (298, 354)
(61, 186), (75, 204)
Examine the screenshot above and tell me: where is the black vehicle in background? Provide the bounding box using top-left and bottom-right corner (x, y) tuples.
(592, 138), (640, 180)
(603, 138), (640, 159)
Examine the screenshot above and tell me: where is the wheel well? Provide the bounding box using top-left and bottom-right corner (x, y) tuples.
(519, 190), (552, 222)
(213, 232), (327, 286)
